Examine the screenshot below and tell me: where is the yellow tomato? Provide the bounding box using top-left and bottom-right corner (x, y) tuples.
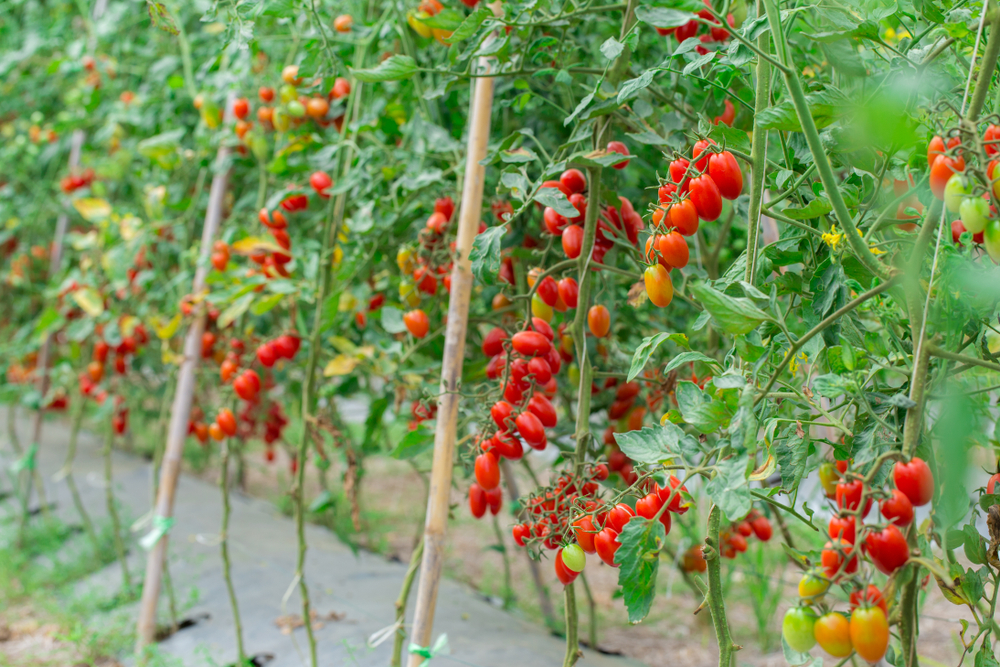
(531, 293), (553, 322)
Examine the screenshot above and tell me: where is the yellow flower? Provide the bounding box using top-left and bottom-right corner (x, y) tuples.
(822, 226), (844, 251)
(788, 351), (808, 375)
(869, 245), (886, 255)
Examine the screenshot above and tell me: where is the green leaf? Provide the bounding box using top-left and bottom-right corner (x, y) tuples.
(500, 171), (531, 201)
(963, 522), (987, 565)
(501, 147), (537, 164)
(34, 307), (64, 339)
(563, 92), (595, 126)
(774, 429), (813, 492)
(664, 351), (722, 375)
(534, 186), (578, 218)
(615, 517), (664, 623)
(812, 373), (849, 398)
(617, 69), (656, 104)
(381, 306), (407, 334)
(676, 381), (731, 434)
(635, 4), (701, 28)
(978, 494), (1000, 512)
(755, 88), (850, 132)
(600, 37), (624, 60)
(351, 55), (418, 83)
(614, 422), (698, 464)
(627, 332), (690, 381)
(390, 424), (434, 459)
(218, 292), (255, 329)
(705, 454), (751, 521)
(683, 51), (715, 75)
(250, 292), (283, 315)
(309, 490), (336, 513)
(708, 122), (751, 154)
(443, 7), (491, 43)
(690, 282), (772, 335)
(783, 198), (832, 220)
(147, 1), (179, 34)
(419, 8), (464, 29)
(625, 129), (670, 146)
(469, 224), (507, 285)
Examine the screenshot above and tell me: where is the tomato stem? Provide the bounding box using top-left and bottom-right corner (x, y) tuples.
(744, 0), (771, 286)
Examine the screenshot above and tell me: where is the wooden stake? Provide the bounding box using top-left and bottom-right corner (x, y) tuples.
(406, 61), (495, 667)
(135, 102), (233, 651)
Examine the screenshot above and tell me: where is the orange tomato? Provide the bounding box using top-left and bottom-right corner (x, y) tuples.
(814, 612), (853, 658)
(587, 305), (610, 337)
(850, 606), (889, 663)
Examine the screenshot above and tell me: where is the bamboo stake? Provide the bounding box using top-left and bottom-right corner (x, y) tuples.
(405, 58), (496, 667)
(135, 99), (233, 651)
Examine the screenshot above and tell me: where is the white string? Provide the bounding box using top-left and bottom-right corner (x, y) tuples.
(961, 3), (990, 116)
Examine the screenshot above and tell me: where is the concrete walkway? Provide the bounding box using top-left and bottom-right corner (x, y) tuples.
(0, 409), (641, 667)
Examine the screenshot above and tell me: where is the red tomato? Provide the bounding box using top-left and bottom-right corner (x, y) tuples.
(988, 472), (1000, 494)
(880, 488), (914, 526)
(669, 159), (690, 186)
(512, 523), (529, 546)
(256, 342), (277, 368)
(573, 516), (598, 553)
(403, 309), (430, 338)
(474, 452), (500, 490)
(930, 154), (965, 200)
(606, 140), (629, 169)
(893, 457), (934, 506)
(689, 175), (723, 221)
(482, 327), (507, 357)
(515, 411), (546, 447)
(835, 479), (872, 517)
(750, 516), (772, 541)
(543, 207), (567, 235)
(821, 539), (857, 579)
(864, 524), (909, 575)
(595, 527), (621, 566)
(554, 548), (579, 585)
(511, 331), (551, 356)
(562, 224), (584, 258)
(568, 193), (587, 223)
(708, 151), (743, 199)
(644, 264), (673, 307)
(233, 97), (249, 120)
(985, 125), (1000, 156)
(658, 231), (689, 268)
(486, 486), (502, 515)
(309, 171), (332, 197)
(692, 138), (716, 171)
(828, 516), (856, 544)
(557, 277), (579, 308)
(469, 483), (487, 518)
(668, 199), (699, 236)
(216, 409), (237, 436)
(560, 168), (586, 194)
(850, 585), (887, 616)
(605, 503), (635, 533)
(273, 334), (300, 359)
(635, 493), (672, 533)
(259, 86), (275, 102)
(536, 275), (559, 306)
(527, 356), (552, 384)
(491, 400), (513, 430)
(588, 305), (610, 337)
(527, 394), (558, 428)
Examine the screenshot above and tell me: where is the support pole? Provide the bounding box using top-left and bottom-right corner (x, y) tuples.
(406, 62), (495, 667)
(135, 100), (233, 651)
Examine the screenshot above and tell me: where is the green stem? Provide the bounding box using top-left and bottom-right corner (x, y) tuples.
(966, 9), (1000, 121)
(392, 539), (425, 667)
(744, 1), (771, 285)
(579, 572), (598, 650)
(762, 0), (887, 281)
(219, 438), (247, 663)
(561, 582), (580, 667)
(105, 420), (132, 591)
(705, 505), (738, 667)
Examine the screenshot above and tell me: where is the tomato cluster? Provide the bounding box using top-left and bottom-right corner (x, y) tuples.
(78, 319), (150, 401)
(656, 0), (736, 56)
(783, 457), (936, 663)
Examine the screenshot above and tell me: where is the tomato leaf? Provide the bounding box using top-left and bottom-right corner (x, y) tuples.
(617, 68), (657, 104)
(676, 381), (731, 433)
(663, 351), (722, 375)
(418, 8), (464, 30)
(774, 428), (814, 493)
(533, 186), (578, 218)
(600, 37), (624, 60)
(391, 423), (434, 459)
(615, 517), (664, 623)
(705, 454), (751, 521)
(380, 306), (407, 334)
(627, 332), (690, 381)
(708, 122), (751, 155)
(469, 224), (507, 285)
(690, 282), (772, 335)
(351, 55), (418, 83)
(614, 422), (699, 464)
(634, 5), (700, 28)
(783, 197), (832, 220)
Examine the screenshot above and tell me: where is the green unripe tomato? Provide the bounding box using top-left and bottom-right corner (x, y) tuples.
(273, 108), (290, 132)
(568, 363), (580, 387)
(944, 173), (974, 213)
(984, 218), (1000, 262)
(562, 544), (586, 572)
(286, 99), (306, 118)
(279, 83), (298, 104)
(782, 606), (818, 653)
(960, 196), (990, 234)
(817, 462), (839, 498)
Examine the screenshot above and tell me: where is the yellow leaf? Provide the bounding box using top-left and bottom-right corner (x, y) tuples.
(119, 214), (142, 241)
(230, 236), (284, 255)
(73, 198), (112, 222)
(161, 345), (185, 366)
(119, 315), (140, 337)
(328, 336), (357, 354)
(338, 292), (357, 312)
(324, 354), (360, 376)
(71, 287), (104, 317)
(749, 454), (777, 481)
(151, 314), (182, 340)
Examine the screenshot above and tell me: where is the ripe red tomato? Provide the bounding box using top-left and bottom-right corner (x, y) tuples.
(527, 394), (558, 427)
(708, 151), (743, 199)
(481, 327), (507, 357)
(536, 275), (559, 306)
(573, 515), (598, 553)
(880, 488), (914, 526)
(259, 86), (275, 102)
(850, 606), (889, 663)
(688, 175), (723, 221)
(644, 264), (674, 307)
(216, 409), (237, 436)
(595, 527), (621, 566)
(512, 523), (529, 546)
(543, 207), (567, 235)
(893, 457), (934, 506)
(669, 158), (690, 187)
(511, 330), (551, 356)
(864, 524), (909, 574)
(309, 171), (332, 197)
(568, 193), (587, 223)
(692, 138), (716, 171)
(562, 224), (584, 258)
(233, 97), (249, 120)
(526, 356), (552, 384)
(492, 431), (523, 460)
(605, 503), (635, 533)
(658, 231), (689, 268)
(988, 472), (1000, 494)
(469, 483), (487, 518)
(588, 305), (610, 337)
(273, 334), (300, 359)
(828, 515), (856, 544)
(491, 400), (513, 430)
(474, 452), (500, 490)
(554, 548), (580, 585)
(557, 277), (579, 308)
(256, 342), (277, 367)
(606, 140), (629, 169)
(403, 309), (430, 338)
(635, 493), (672, 533)
(486, 486), (501, 515)
(821, 539), (857, 579)
(750, 516), (772, 541)
(728, 533), (748, 553)
(560, 168), (586, 194)
(682, 545), (707, 572)
(850, 585), (887, 616)
(835, 479), (872, 517)
(668, 199), (699, 236)
(209, 422), (225, 442)
(515, 411), (546, 447)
